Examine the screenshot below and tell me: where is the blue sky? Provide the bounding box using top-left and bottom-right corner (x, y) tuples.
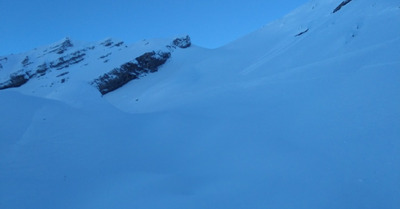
(0, 0), (307, 55)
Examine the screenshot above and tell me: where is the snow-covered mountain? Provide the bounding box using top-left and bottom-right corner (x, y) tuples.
(0, 35), (191, 97)
(1, 0), (399, 208)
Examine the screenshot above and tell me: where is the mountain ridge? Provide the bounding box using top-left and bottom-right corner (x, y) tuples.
(0, 35), (193, 97)
(1, 0), (400, 208)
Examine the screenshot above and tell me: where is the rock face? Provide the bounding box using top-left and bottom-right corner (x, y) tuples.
(92, 51), (171, 95)
(48, 38), (74, 54)
(91, 36), (191, 95)
(49, 50), (86, 70)
(101, 39), (125, 48)
(21, 56), (33, 67)
(0, 36), (191, 92)
(36, 63), (49, 76)
(172, 35), (191, 48)
(295, 29), (309, 37)
(0, 49), (87, 90)
(135, 51), (171, 72)
(333, 0), (352, 13)
(0, 72), (29, 90)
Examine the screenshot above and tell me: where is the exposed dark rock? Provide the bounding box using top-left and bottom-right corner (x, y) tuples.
(86, 46), (96, 50)
(93, 66), (139, 95)
(36, 63), (49, 75)
(172, 35), (191, 48)
(101, 39), (113, 47)
(114, 42), (124, 47)
(101, 40), (124, 48)
(49, 38), (73, 54)
(92, 51), (171, 95)
(21, 56), (33, 67)
(0, 57), (6, 69)
(50, 50), (86, 70)
(99, 53), (112, 59)
(295, 29), (309, 37)
(0, 61), (50, 90)
(56, 72), (69, 77)
(0, 49), (80, 89)
(25, 70), (35, 79)
(136, 51), (171, 72)
(0, 72), (29, 90)
(333, 0), (352, 13)
(50, 58), (66, 69)
(0, 36), (190, 92)
(166, 45), (175, 51)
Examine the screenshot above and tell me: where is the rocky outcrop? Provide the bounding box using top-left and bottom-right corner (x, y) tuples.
(0, 57), (5, 70)
(36, 63), (49, 76)
(21, 56), (33, 67)
(101, 39), (125, 48)
(114, 41), (124, 47)
(92, 36), (191, 95)
(101, 39), (114, 47)
(135, 51), (171, 72)
(99, 53), (112, 60)
(0, 72), (29, 90)
(92, 51), (171, 95)
(48, 38), (73, 54)
(333, 0), (352, 13)
(56, 72), (69, 77)
(295, 29), (309, 37)
(1, 56), (35, 89)
(50, 50), (86, 70)
(0, 36), (189, 92)
(172, 35), (191, 48)
(0, 49), (86, 89)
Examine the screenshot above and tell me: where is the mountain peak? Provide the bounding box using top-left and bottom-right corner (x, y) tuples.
(1, 1), (399, 209)
(0, 35), (193, 97)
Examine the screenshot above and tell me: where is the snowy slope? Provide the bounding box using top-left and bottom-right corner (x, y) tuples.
(105, 0), (400, 113)
(1, 0), (400, 209)
(0, 35), (193, 105)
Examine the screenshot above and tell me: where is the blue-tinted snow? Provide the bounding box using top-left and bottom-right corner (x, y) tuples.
(1, 0), (400, 208)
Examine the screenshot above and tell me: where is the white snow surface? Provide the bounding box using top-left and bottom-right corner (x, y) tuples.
(1, 0), (400, 208)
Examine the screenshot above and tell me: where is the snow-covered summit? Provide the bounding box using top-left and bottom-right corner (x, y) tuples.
(0, 35), (193, 99)
(102, 0), (400, 113)
(1, 1), (399, 209)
